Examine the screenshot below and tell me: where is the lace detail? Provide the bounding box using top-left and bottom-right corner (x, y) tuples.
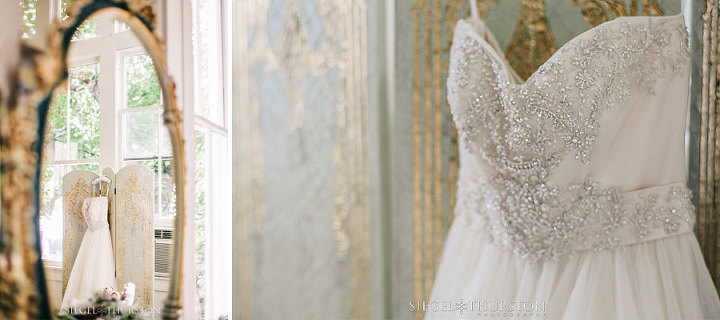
(82, 197), (109, 230)
(448, 16), (691, 261)
(456, 179), (696, 261)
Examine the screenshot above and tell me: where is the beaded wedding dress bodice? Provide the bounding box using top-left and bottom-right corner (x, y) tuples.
(448, 14), (694, 262)
(61, 196), (116, 309)
(427, 14), (720, 319)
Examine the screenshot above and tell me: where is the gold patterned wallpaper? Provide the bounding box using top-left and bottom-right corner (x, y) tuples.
(233, 0), (370, 318)
(692, 0), (720, 294)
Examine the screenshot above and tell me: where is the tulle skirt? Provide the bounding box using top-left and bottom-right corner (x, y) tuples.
(426, 217), (720, 319)
(61, 228), (116, 310)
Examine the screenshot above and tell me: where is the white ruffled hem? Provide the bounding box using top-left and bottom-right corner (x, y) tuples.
(425, 219), (720, 319)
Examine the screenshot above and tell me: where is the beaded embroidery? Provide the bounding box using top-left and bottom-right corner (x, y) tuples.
(448, 16), (692, 261)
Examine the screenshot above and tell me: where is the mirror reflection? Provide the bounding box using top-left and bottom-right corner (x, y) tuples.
(38, 11), (173, 318)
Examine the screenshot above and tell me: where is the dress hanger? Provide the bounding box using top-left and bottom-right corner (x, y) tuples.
(92, 175), (111, 197)
(469, 0), (480, 20)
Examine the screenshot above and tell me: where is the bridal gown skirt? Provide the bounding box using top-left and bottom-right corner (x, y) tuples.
(60, 221), (116, 309)
(425, 217), (720, 319)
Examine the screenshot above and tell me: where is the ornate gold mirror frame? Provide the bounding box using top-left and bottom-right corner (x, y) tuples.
(0, 1), (187, 319)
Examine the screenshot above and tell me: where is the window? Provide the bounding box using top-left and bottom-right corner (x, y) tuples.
(60, 0), (97, 40)
(20, 0), (37, 38)
(121, 52), (175, 226)
(41, 63), (101, 261)
(26, 1), (232, 318)
(191, 0), (230, 318)
(35, 1), (174, 262)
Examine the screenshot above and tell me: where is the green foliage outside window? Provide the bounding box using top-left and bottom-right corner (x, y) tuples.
(126, 54), (161, 108)
(42, 54), (163, 219)
(20, 0), (37, 38)
(41, 64), (101, 218)
(194, 130), (207, 319)
(61, 0), (97, 40)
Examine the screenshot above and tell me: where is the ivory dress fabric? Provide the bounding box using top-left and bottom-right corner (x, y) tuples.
(61, 196), (116, 309)
(426, 14), (720, 319)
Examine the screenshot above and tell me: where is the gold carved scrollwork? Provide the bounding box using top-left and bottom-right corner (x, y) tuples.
(64, 178), (90, 220)
(118, 174), (150, 228)
(116, 173), (153, 308)
(0, 44), (49, 320)
(62, 178), (91, 291)
(507, 0), (665, 78)
(506, 0), (558, 80)
(573, 0), (664, 27)
(474, 0), (498, 17)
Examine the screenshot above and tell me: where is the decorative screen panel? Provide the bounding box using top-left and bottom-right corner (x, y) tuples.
(61, 170), (98, 294)
(102, 168), (116, 259)
(61, 165), (153, 307)
(114, 164), (154, 308)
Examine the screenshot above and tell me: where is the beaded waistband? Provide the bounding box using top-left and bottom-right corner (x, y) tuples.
(456, 180), (696, 261)
(570, 182), (696, 252)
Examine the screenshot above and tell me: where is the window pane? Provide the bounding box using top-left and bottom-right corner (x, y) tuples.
(62, 0), (97, 40)
(40, 162), (98, 261)
(125, 54), (161, 109)
(45, 90), (69, 162)
(20, 0), (37, 38)
(115, 19), (129, 33)
(73, 19), (97, 40)
(45, 64), (100, 162)
(39, 165), (63, 261)
(192, 0), (224, 126)
(124, 110), (159, 159)
(161, 125), (172, 157)
(209, 132), (229, 317)
(160, 159), (176, 219)
(68, 64), (100, 160)
(194, 129), (207, 318)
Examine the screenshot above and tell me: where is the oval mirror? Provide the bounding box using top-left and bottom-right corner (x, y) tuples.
(1, 1), (187, 319)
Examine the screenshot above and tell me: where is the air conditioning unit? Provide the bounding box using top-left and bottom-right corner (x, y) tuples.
(154, 228), (173, 278)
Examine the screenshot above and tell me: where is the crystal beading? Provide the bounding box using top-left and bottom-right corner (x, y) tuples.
(448, 16), (692, 262)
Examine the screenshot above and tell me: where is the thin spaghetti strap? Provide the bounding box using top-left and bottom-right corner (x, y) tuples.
(469, 0), (480, 20)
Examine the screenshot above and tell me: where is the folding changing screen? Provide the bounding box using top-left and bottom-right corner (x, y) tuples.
(61, 164), (154, 308)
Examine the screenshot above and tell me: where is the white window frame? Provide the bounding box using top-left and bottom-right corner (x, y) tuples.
(117, 46), (174, 229)
(49, 54), (100, 166)
(164, 0), (232, 318)
(189, 0), (231, 317)
(27, 2), (232, 318)
(36, 1), (177, 263)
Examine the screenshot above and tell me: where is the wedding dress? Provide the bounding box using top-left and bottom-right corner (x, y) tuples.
(427, 13), (720, 319)
(61, 196), (116, 309)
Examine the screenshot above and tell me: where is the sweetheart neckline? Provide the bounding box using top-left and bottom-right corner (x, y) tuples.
(457, 13), (686, 87)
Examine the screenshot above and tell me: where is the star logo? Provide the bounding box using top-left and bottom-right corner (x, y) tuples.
(455, 299), (469, 315)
